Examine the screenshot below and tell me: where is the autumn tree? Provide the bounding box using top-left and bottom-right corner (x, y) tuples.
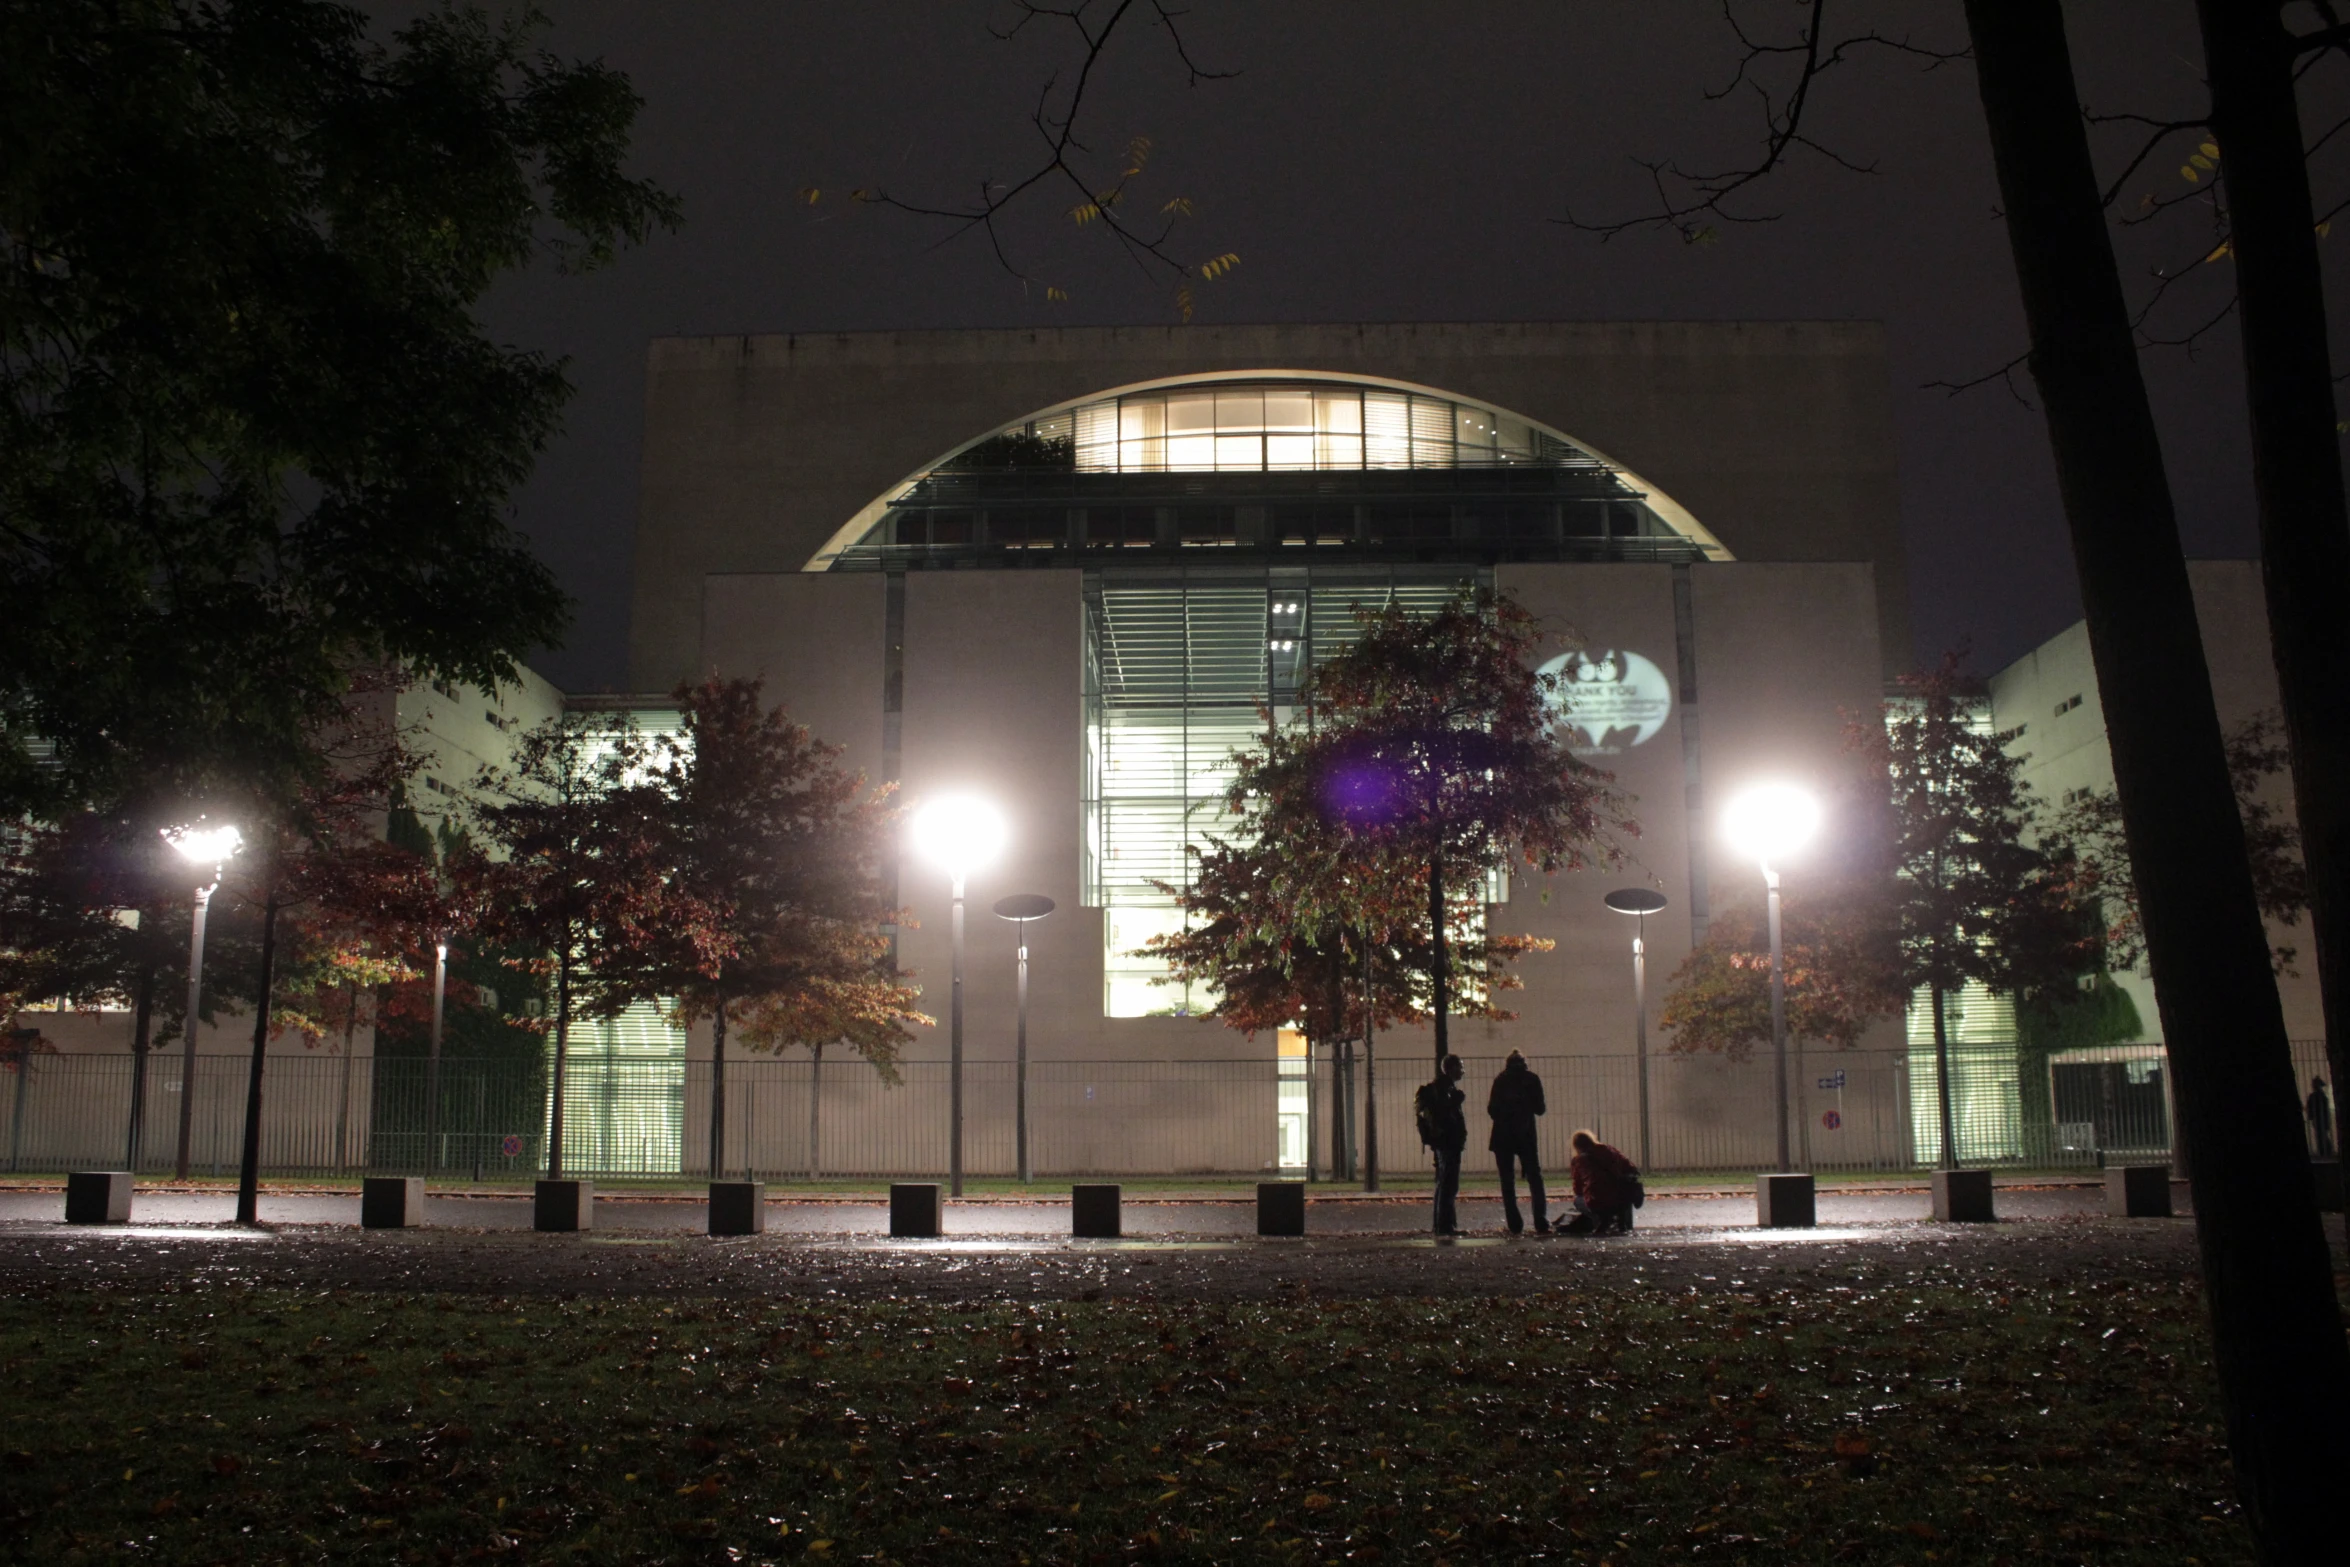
(468, 715), (676, 1180)
(1246, 589), (1632, 1069)
(1849, 655), (2099, 1169)
(1657, 873), (1904, 1063)
(602, 678), (923, 1181)
(0, 813), (248, 1168)
(2049, 711), (2309, 974)
(1147, 734), (1552, 1179)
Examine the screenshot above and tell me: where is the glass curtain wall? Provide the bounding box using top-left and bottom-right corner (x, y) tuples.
(1904, 981), (2022, 1165)
(551, 1000), (688, 1175)
(1083, 565), (1481, 1017)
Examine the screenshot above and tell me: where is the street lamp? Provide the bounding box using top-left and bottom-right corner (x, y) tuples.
(1603, 887), (1670, 1170)
(426, 937), (448, 1175)
(1723, 784), (1820, 1174)
(992, 894), (1055, 1183)
(163, 822), (242, 1181)
(911, 795), (1007, 1198)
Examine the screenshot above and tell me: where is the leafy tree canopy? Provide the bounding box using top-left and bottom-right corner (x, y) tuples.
(1, 0), (679, 820)
(606, 677), (925, 1078)
(2048, 711), (2308, 974)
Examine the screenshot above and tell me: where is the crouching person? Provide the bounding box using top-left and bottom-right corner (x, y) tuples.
(1562, 1129), (1639, 1235)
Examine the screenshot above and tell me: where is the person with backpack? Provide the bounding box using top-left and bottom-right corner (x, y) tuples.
(1562, 1128), (1640, 1235)
(1487, 1049), (1549, 1234)
(1415, 1054), (1469, 1235)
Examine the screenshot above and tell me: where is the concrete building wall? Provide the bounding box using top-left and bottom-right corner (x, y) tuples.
(685, 556), (1901, 1173)
(632, 321), (1910, 690)
(1986, 559), (2321, 1042)
(398, 665), (566, 834)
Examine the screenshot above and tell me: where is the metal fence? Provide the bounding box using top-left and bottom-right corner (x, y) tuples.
(0, 1040), (2332, 1182)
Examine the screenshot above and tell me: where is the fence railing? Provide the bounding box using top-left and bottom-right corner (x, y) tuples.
(0, 1041), (2331, 1182)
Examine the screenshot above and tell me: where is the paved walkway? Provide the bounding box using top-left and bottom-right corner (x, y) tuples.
(0, 1179), (2179, 1234)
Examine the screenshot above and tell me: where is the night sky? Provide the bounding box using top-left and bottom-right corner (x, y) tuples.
(470, 2), (2350, 695)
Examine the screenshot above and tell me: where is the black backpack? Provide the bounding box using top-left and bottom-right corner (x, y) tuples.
(1414, 1080), (1445, 1148)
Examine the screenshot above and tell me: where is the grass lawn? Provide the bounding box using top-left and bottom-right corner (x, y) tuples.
(0, 1275), (2242, 1565)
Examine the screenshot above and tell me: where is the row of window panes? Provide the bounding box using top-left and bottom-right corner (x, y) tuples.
(1072, 386), (1537, 473)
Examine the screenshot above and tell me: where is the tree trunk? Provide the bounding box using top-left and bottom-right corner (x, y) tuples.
(548, 941), (570, 1180)
(334, 983), (357, 1173)
(709, 990), (729, 1180)
(1931, 983), (1958, 1170)
(234, 892), (279, 1226)
(1427, 851), (1448, 1067)
(2195, 0), (2350, 1222)
(1362, 930), (1380, 1193)
(1962, 6), (2350, 1557)
(125, 968), (154, 1171)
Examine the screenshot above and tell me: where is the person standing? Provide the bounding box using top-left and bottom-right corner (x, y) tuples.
(1565, 1129), (1639, 1235)
(1487, 1049), (1549, 1234)
(2310, 1077), (2336, 1159)
(1415, 1054), (1468, 1235)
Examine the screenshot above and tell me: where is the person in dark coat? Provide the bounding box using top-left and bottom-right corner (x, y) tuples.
(2311, 1077), (2336, 1159)
(1416, 1054), (1469, 1235)
(1487, 1049), (1549, 1234)
(1563, 1129), (1638, 1235)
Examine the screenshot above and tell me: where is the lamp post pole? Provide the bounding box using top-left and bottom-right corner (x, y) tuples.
(1634, 917), (1652, 1170)
(992, 894), (1055, 1185)
(1014, 923), (1029, 1183)
(1765, 864), (1791, 1174)
(950, 870), (966, 1198)
(912, 796), (1007, 1203)
(173, 878), (214, 1182)
(426, 938), (447, 1174)
(164, 823), (242, 1183)
(1604, 888), (1670, 1174)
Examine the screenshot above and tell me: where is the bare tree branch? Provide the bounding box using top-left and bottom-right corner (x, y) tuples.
(2084, 111), (2211, 208)
(820, 0), (1237, 315)
(1555, 0), (1965, 244)
(1924, 351), (2034, 409)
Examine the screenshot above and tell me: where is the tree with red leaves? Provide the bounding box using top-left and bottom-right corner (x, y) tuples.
(1855, 655), (2099, 1170)
(1655, 876), (1906, 1065)
(467, 714), (676, 1181)
(1244, 588), (1634, 1069)
(601, 677), (923, 1181)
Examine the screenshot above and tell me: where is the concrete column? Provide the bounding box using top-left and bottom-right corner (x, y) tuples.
(361, 1176), (425, 1228)
(708, 1181), (767, 1236)
(1071, 1183), (1121, 1238)
(1755, 1172), (1814, 1228)
(65, 1171), (133, 1224)
(2104, 1164), (2174, 1217)
(890, 1182), (942, 1238)
(1256, 1181), (1306, 1236)
(534, 1178), (594, 1232)
(1931, 1168), (1996, 1222)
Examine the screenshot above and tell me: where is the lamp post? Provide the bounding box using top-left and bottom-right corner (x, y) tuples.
(1603, 887), (1669, 1170)
(426, 937), (448, 1174)
(912, 795), (1007, 1198)
(163, 823), (241, 1182)
(993, 894), (1055, 1183)
(1723, 785), (1821, 1174)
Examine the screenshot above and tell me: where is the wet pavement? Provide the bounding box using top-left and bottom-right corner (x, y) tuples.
(0, 1178), (2260, 1304)
(0, 1179), (2182, 1235)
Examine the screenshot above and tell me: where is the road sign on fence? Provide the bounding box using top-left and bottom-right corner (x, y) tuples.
(499, 1134), (524, 1159)
(1822, 1109), (1843, 1131)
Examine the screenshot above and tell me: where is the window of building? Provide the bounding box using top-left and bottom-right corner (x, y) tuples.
(1074, 383), (1541, 475)
(1083, 566), (1483, 1017)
